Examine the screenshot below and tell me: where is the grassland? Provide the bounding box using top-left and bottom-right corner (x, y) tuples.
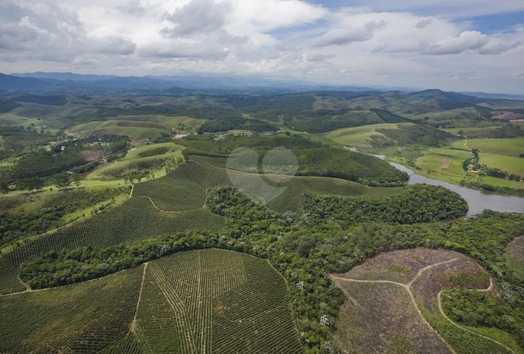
(325, 123), (406, 148)
(332, 248), (522, 354)
(136, 249), (302, 353)
(415, 146), (524, 191)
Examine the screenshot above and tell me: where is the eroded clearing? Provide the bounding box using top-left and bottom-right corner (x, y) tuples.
(331, 248), (512, 354)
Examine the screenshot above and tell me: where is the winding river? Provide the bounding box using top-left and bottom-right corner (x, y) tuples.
(389, 162), (524, 216)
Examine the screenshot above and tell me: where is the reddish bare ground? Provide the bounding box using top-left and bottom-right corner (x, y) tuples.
(411, 257), (490, 312)
(81, 149), (104, 162)
(343, 248), (463, 284)
(493, 111), (524, 121)
(332, 248), (492, 354)
(334, 281), (451, 354)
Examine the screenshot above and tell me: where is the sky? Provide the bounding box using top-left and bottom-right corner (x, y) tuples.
(0, 0), (523, 94)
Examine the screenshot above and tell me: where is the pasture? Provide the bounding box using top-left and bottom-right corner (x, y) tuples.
(415, 147), (524, 191)
(325, 123), (404, 148)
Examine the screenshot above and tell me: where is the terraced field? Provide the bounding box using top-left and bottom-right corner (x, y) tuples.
(332, 248), (521, 354)
(136, 249), (302, 353)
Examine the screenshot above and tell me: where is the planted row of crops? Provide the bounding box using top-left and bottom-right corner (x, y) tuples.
(0, 267), (143, 353)
(135, 249), (302, 354)
(0, 197), (224, 293)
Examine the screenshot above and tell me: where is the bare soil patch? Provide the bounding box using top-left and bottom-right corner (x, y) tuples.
(334, 281), (451, 354)
(332, 248), (494, 354)
(343, 248), (462, 284)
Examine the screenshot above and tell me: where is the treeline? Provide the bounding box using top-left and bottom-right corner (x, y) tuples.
(443, 289), (524, 347)
(0, 188), (125, 247)
(304, 184), (468, 226)
(18, 186), (524, 352)
(0, 135), (129, 191)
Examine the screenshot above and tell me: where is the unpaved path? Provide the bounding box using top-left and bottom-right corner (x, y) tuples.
(333, 257), (514, 354)
(332, 257), (460, 354)
(129, 262), (149, 335)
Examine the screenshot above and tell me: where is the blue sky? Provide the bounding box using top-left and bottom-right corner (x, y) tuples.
(1, 0), (523, 94)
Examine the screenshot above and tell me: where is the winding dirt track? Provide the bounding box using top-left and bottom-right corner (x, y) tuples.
(332, 258), (460, 354)
(331, 257), (515, 354)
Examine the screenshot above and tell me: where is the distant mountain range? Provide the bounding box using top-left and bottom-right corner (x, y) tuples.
(1, 72), (523, 100)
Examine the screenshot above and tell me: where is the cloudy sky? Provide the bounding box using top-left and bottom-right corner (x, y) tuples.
(1, 0), (523, 93)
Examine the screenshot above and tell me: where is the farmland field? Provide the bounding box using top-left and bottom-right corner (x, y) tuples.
(0, 196), (225, 294)
(325, 123), (405, 148)
(1, 249), (301, 353)
(87, 142), (184, 181)
(0, 266), (143, 353)
(332, 248), (522, 354)
(415, 147), (524, 191)
(136, 249), (302, 353)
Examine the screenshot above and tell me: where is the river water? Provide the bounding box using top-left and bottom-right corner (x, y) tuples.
(389, 162), (524, 216)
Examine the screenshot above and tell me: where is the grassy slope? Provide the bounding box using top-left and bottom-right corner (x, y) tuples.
(87, 142), (184, 181)
(415, 147), (524, 190)
(325, 123), (405, 148)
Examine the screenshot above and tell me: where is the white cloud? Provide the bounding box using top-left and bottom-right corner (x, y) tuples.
(0, 0), (523, 93)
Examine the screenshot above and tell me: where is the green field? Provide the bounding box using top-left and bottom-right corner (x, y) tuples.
(136, 249), (302, 353)
(87, 143), (185, 181)
(451, 137), (524, 157)
(325, 123), (405, 148)
(0, 266), (143, 353)
(66, 115), (205, 142)
(0, 249), (301, 353)
(0, 195), (225, 294)
(135, 155), (402, 213)
(67, 120), (170, 142)
(415, 147), (524, 190)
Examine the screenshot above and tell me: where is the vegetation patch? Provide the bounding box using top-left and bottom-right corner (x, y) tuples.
(505, 236), (524, 282)
(0, 266), (143, 353)
(304, 184), (468, 226)
(136, 249), (302, 353)
(88, 143), (184, 181)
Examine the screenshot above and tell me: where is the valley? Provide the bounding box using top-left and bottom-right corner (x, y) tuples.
(1, 82), (524, 354)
